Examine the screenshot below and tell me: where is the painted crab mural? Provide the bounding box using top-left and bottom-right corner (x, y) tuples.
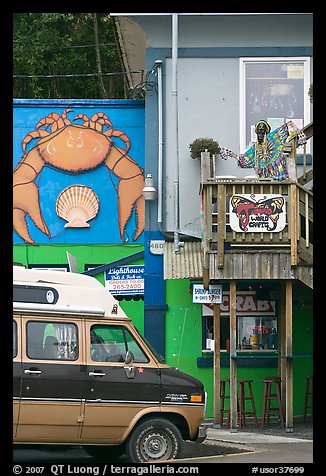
(13, 109), (145, 244)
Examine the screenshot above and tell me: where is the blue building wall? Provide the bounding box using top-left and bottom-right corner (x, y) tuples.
(13, 99), (145, 246)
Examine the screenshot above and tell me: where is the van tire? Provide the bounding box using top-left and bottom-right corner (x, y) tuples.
(125, 418), (183, 463)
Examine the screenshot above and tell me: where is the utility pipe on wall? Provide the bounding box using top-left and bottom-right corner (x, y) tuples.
(171, 13), (180, 253)
(156, 59), (163, 225)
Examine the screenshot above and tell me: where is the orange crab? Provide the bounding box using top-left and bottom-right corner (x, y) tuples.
(13, 109), (145, 244)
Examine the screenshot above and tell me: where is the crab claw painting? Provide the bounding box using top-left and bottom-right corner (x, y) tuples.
(13, 108), (145, 244)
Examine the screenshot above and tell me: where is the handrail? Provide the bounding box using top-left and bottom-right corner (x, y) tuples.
(201, 180), (313, 272)
(200, 122), (313, 281)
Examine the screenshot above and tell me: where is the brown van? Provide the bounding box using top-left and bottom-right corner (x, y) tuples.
(13, 266), (206, 463)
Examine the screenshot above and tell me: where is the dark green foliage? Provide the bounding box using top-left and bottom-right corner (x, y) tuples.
(189, 137), (220, 160)
(13, 13), (127, 99)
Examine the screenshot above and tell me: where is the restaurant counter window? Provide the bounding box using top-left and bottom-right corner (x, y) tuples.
(202, 291), (278, 352)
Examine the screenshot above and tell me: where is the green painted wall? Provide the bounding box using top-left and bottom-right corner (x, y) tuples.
(13, 244), (313, 420)
(13, 244), (144, 333)
(165, 278), (313, 420)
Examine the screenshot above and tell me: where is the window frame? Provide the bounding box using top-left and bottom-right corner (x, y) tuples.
(89, 323), (150, 364)
(202, 291), (278, 352)
(13, 320), (18, 358)
(239, 56), (311, 153)
(26, 320), (79, 361)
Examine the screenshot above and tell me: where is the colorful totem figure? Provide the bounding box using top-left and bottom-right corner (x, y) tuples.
(220, 119), (307, 180)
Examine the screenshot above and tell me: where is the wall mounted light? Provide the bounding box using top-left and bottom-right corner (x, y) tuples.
(142, 174), (157, 201)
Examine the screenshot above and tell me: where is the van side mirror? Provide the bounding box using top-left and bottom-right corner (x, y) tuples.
(125, 350), (134, 365)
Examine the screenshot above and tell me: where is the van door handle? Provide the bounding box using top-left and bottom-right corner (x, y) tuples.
(89, 371), (106, 377)
(24, 369), (42, 375)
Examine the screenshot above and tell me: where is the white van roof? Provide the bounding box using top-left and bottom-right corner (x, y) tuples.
(13, 266), (128, 319)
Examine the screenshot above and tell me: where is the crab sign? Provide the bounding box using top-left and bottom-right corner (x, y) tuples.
(13, 109), (145, 244)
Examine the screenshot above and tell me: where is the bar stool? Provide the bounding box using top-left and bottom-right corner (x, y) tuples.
(220, 379), (230, 426)
(303, 376), (313, 421)
(261, 377), (284, 429)
(238, 379), (258, 428)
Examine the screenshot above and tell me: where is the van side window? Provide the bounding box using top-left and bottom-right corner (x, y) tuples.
(27, 321), (78, 361)
(13, 321), (17, 358)
(91, 325), (149, 363)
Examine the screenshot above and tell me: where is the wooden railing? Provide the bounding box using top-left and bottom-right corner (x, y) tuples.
(202, 179), (313, 271)
(200, 122), (313, 286)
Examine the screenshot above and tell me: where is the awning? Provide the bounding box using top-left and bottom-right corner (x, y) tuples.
(163, 241), (203, 280)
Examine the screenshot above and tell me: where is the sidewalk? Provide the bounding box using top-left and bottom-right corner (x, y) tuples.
(204, 415), (313, 446)
(195, 416), (314, 464)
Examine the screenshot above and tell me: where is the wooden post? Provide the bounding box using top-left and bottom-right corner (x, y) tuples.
(285, 280), (293, 431)
(229, 280), (237, 431)
(217, 184), (225, 269)
(284, 143), (297, 182)
(289, 184), (298, 266)
(279, 282), (286, 416)
(200, 150), (212, 183)
(213, 303), (221, 427)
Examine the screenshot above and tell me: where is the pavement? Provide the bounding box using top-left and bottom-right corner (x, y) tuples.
(193, 416), (315, 464)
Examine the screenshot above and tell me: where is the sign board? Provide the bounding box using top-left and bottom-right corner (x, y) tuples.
(105, 266), (144, 295)
(203, 291), (276, 316)
(192, 284), (222, 304)
(150, 240), (165, 255)
(229, 194), (286, 233)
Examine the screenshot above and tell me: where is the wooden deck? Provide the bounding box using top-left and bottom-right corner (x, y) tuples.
(201, 179), (313, 288)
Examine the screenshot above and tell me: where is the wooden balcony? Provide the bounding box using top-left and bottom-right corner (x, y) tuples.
(201, 123), (313, 289)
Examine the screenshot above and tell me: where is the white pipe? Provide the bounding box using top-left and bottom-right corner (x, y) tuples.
(172, 13), (180, 252)
(156, 60), (163, 224)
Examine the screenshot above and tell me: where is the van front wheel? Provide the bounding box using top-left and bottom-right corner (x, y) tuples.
(126, 418), (183, 463)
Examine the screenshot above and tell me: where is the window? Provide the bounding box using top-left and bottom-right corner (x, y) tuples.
(13, 321), (17, 358)
(27, 321), (78, 360)
(90, 324), (149, 363)
(202, 291), (278, 352)
(28, 265), (68, 272)
(240, 57), (311, 152)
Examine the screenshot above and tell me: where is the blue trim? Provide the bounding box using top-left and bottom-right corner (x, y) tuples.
(197, 356), (278, 368)
(296, 154), (312, 165)
(83, 251), (144, 276)
(13, 99), (145, 108)
(28, 264), (69, 271)
(147, 46), (312, 62)
(143, 230), (166, 357)
(145, 304), (168, 311)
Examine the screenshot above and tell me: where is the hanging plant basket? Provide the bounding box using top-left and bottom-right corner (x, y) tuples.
(189, 137), (220, 160)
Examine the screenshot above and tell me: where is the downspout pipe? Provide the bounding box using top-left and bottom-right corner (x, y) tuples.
(156, 59), (163, 226)
(172, 13), (180, 252)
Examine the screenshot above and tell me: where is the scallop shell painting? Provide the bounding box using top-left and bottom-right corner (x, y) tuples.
(56, 185), (100, 228)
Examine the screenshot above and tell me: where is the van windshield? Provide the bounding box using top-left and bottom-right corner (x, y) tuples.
(134, 327), (165, 363)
